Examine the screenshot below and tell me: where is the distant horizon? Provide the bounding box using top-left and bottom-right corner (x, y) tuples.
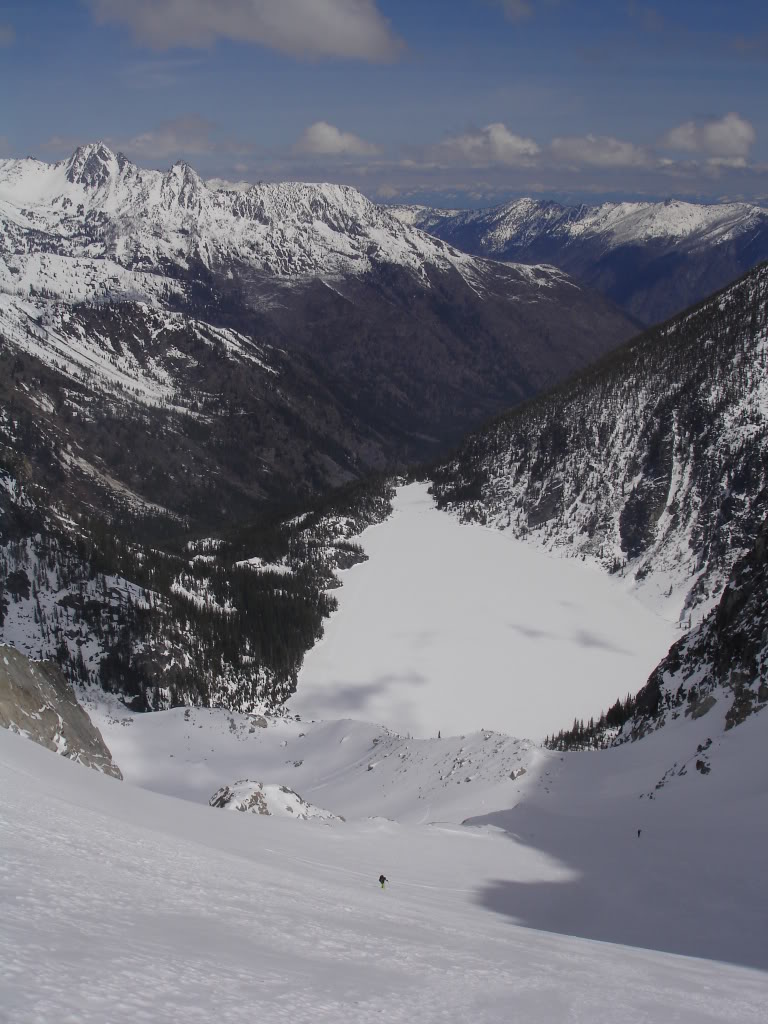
(4, 139), (765, 213)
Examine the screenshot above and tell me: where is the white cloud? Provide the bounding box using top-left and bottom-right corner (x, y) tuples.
(0, 23), (15, 45)
(295, 121), (379, 157)
(662, 113), (755, 159)
(86, 0), (402, 61)
(550, 134), (652, 168)
(436, 123), (540, 167)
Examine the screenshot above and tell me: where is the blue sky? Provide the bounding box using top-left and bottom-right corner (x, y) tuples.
(0, 0), (766, 206)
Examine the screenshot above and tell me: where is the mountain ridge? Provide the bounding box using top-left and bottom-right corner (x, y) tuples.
(389, 196), (768, 324)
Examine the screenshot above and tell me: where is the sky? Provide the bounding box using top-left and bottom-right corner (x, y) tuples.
(0, 0), (766, 207)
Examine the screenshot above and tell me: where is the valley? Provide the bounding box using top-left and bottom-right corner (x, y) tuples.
(1, 148), (768, 1024)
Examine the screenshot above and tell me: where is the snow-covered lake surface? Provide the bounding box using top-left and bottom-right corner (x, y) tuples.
(292, 484), (677, 739)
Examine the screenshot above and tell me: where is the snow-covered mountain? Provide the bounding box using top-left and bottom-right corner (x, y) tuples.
(0, 144), (638, 712)
(390, 197), (768, 324)
(0, 144), (634, 452)
(0, 144), (638, 530)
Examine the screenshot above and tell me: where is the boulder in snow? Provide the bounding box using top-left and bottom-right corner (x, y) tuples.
(209, 780), (342, 821)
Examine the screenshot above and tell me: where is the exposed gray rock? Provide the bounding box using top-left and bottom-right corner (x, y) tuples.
(690, 694), (718, 720)
(0, 645), (121, 778)
(209, 779), (341, 820)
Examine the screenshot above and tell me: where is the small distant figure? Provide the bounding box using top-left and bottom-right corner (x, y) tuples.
(438, 731), (441, 740)
(637, 829), (642, 838)
(379, 874), (388, 890)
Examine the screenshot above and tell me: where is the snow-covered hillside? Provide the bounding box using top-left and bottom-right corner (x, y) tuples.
(4, 727), (766, 1023)
(391, 197), (768, 252)
(390, 197), (768, 323)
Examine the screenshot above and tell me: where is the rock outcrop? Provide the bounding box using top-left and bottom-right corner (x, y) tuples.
(0, 645), (121, 778)
(209, 779), (341, 821)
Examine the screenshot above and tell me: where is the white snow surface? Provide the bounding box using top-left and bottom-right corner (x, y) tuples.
(2, 685), (766, 1023)
(291, 484), (676, 740)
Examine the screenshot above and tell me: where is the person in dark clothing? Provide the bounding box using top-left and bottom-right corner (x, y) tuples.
(379, 874), (388, 889)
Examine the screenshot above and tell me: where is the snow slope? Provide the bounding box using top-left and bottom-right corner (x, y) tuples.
(3, 701), (766, 1024)
(290, 483), (676, 740)
(88, 692), (768, 970)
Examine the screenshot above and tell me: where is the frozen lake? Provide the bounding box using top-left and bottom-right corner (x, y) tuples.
(291, 483), (677, 739)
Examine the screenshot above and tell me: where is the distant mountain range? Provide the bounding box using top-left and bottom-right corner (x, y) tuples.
(390, 197), (768, 325)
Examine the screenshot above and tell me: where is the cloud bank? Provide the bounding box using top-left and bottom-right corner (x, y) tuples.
(662, 113), (756, 159)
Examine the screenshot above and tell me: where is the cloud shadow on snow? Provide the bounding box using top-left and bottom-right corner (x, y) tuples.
(506, 623), (631, 655)
(462, 804), (767, 971)
(572, 629), (631, 655)
(299, 672), (427, 714)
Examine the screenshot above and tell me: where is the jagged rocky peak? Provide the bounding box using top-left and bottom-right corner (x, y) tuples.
(64, 141), (127, 188)
(161, 159), (207, 208)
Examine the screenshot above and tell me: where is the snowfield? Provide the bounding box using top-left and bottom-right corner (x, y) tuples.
(2, 699), (767, 1023)
(291, 484), (677, 739)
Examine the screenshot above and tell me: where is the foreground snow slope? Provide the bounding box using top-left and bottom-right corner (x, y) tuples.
(291, 483), (676, 739)
(2, 727), (766, 1023)
(91, 683), (768, 971)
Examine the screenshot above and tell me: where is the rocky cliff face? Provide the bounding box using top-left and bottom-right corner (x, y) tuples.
(630, 512), (768, 741)
(0, 644), (121, 777)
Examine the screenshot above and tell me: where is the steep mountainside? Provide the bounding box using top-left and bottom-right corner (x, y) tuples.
(390, 198), (768, 325)
(0, 143), (635, 484)
(430, 262), (768, 626)
(0, 418), (394, 713)
(545, 508), (768, 751)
